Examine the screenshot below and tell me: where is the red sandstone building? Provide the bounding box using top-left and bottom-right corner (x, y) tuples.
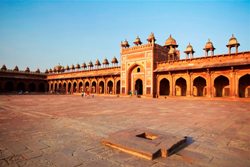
(1, 33), (250, 98)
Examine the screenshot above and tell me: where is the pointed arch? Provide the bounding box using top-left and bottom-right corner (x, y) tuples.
(4, 81), (14, 92)
(160, 78), (170, 96)
(107, 80), (114, 94)
(62, 81), (67, 93)
(68, 82), (72, 94)
(99, 80), (105, 94)
(175, 77), (187, 96)
(135, 79), (143, 95)
(54, 82), (58, 92)
(84, 80), (90, 92)
(239, 74), (250, 98)
(127, 63), (145, 95)
(17, 82), (26, 92)
(91, 81), (97, 93)
(193, 76), (207, 96)
(214, 75), (230, 97)
(28, 82), (36, 92)
(73, 81), (77, 93)
(38, 83), (45, 92)
(78, 81), (83, 93)
(116, 80), (120, 94)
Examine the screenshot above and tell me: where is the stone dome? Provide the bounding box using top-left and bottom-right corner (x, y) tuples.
(45, 69), (49, 73)
(65, 65), (70, 71)
(133, 36), (142, 45)
(204, 39), (215, 50)
(55, 64), (62, 72)
(147, 32), (156, 43)
(88, 61), (93, 67)
(111, 57), (118, 64)
(95, 59), (101, 66)
(227, 34), (240, 47)
(121, 40), (130, 48)
(102, 58), (109, 65)
(36, 68), (40, 73)
(1, 64), (7, 71)
(81, 62), (87, 68)
(184, 43), (195, 53)
(60, 66), (65, 72)
(13, 66), (19, 72)
(49, 68), (53, 73)
(76, 63), (80, 69)
(165, 35), (178, 47)
(53, 67), (57, 73)
(25, 67), (30, 72)
(71, 64), (75, 70)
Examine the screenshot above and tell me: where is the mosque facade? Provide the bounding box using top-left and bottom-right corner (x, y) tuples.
(0, 33), (250, 98)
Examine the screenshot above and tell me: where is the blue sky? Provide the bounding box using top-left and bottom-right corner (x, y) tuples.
(0, 0), (250, 71)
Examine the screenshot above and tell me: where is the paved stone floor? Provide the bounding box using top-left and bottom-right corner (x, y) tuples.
(0, 95), (250, 167)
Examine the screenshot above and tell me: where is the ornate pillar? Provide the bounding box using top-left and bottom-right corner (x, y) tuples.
(172, 76), (176, 96)
(48, 82), (52, 92)
(156, 75), (159, 97)
(76, 81), (79, 93)
(190, 73), (193, 96)
(65, 82), (68, 94)
(89, 79), (92, 93)
(113, 80), (115, 95)
(104, 79), (107, 94)
(70, 81), (73, 94)
(96, 80), (99, 94)
(230, 67), (236, 97)
(186, 72), (191, 96)
(235, 74), (239, 97)
(211, 50), (214, 56)
(206, 69), (212, 97)
(52, 82), (55, 92)
(113, 79), (116, 95)
(170, 73), (173, 96)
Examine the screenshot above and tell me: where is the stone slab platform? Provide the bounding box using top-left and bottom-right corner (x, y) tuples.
(102, 128), (187, 160)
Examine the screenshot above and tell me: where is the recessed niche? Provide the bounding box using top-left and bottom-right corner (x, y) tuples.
(136, 132), (158, 140)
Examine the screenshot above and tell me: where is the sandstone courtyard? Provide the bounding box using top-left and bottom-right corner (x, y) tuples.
(0, 95), (250, 167)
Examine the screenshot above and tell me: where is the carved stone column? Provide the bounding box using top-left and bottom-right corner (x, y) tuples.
(190, 73), (193, 96)
(186, 72), (191, 96)
(156, 75), (159, 97)
(65, 82), (68, 94)
(172, 76), (176, 96)
(48, 82), (52, 92)
(206, 69), (212, 97)
(96, 80), (99, 94)
(170, 73), (173, 96)
(230, 67), (236, 97)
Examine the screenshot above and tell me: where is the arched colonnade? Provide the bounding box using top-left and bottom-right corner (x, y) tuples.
(157, 73), (250, 98)
(48, 77), (121, 95)
(0, 80), (47, 93)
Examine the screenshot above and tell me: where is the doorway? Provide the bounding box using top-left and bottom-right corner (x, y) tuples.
(135, 79), (143, 95)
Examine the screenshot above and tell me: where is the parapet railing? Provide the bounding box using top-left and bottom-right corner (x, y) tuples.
(156, 51), (250, 67)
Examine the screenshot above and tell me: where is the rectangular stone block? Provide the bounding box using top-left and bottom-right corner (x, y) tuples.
(102, 128), (187, 160)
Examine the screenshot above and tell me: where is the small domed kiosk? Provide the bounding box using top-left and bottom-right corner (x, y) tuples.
(203, 39), (215, 56)
(226, 34), (240, 54)
(184, 43), (195, 59)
